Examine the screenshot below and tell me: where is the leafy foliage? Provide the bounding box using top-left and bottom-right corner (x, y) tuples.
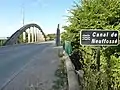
(46, 33), (56, 40)
(18, 34), (23, 43)
(51, 58), (67, 90)
(0, 40), (6, 46)
(61, 0), (120, 89)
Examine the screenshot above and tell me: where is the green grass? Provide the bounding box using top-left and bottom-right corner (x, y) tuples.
(50, 58), (68, 90)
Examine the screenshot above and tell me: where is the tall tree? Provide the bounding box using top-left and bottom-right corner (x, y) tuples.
(62, 0), (120, 89)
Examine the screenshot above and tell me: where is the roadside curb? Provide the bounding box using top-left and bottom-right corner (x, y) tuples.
(63, 51), (80, 90)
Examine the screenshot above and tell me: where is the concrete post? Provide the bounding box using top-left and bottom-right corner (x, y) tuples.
(38, 30), (41, 42)
(31, 27), (34, 43)
(23, 32), (26, 43)
(41, 33), (45, 41)
(36, 28), (38, 42)
(36, 28), (39, 42)
(34, 27), (37, 42)
(37, 29), (40, 42)
(28, 28), (31, 43)
(39, 31), (42, 41)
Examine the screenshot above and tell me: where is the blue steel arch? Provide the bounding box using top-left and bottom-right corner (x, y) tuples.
(3, 23), (46, 46)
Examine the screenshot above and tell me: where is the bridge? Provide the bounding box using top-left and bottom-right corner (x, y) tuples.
(0, 23), (61, 90)
(3, 23), (46, 46)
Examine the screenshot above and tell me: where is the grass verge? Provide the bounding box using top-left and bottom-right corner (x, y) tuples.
(50, 56), (68, 90)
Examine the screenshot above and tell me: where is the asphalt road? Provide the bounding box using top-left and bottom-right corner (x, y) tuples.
(0, 42), (58, 90)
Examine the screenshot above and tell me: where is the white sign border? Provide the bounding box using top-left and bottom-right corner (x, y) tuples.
(80, 29), (119, 46)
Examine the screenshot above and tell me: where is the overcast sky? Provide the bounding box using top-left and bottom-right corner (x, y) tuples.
(0, 0), (79, 37)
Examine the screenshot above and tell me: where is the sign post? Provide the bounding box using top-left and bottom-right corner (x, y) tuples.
(80, 30), (119, 71)
(96, 47), (100, 71)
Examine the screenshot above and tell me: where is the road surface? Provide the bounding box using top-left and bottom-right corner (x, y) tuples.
(0, 42), (60, 90)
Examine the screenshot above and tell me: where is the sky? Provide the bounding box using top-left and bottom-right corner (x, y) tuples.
(0, 0), (79, 37)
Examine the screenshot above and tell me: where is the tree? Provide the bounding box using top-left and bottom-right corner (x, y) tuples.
(62, 0), (120, 89)
(47, 33), (56, 40)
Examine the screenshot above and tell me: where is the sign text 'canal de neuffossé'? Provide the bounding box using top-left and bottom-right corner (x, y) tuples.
(80, 30), (119, 46)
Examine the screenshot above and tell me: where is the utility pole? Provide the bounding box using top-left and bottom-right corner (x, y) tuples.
(21, 3), (25, 26)
(21, 2), (26, 43)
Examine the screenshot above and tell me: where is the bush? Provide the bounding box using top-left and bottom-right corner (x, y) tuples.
(61, 0), (120, 89)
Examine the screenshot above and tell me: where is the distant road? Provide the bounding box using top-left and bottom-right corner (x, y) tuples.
(0, 41), (58, 90)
